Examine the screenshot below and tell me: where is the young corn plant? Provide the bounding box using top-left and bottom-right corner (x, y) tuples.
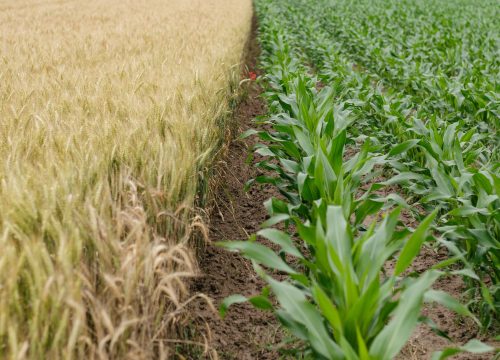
(386, 121), (500, 327)
(221, 206), (450, 360)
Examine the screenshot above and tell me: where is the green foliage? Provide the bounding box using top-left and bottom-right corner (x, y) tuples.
(219, 0), (498, 357)
(252, 0), (500, 328)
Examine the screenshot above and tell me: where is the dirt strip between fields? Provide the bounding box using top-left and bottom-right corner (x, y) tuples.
(188, 16), (284, 360)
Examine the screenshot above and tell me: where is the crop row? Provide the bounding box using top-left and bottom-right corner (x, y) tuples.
(312, 0), (499, 140)
(254, 0), (499, 328)
(220, 0), (498, 358)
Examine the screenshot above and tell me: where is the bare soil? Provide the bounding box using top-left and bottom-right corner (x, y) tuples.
(187, 16), (283, 360)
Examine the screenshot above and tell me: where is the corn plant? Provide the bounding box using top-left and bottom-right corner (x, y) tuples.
(222, 206), (450, 359)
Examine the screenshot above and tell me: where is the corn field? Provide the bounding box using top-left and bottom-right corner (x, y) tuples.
(221, 0), (499, 358)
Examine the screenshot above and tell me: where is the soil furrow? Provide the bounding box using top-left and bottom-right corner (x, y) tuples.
(188, 16), (283, 360)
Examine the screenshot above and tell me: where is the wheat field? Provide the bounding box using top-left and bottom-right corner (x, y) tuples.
(0, 0), (252, 358)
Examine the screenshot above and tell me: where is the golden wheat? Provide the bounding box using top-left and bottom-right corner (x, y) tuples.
(0, 0), (252, 358)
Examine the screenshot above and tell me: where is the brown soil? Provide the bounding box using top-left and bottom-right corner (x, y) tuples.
(186, 16), (283, 360)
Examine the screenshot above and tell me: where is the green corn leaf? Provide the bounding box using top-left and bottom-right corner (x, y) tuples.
(261, 213), (290, 228)
(293, 126), (315, 155)
(473, 172), (493, 194)
(217, 241), (297, 274)
(249, 295), (274, 312)
(312, 283), (344, 340)
(220, 295), (247, 318)
(380, 172), (426, 186)
(326, 205), (352, 267)
(370, 270), (440, 359)
(355, 198), (384, 226)
(394, 209), (438, 276)
(220, 294), (273, 318)
(239, 128), (259, 139)
(358, 208), (401, 287)
(257, 228), (304, 258)
(330, 130), (347, 175)
(280, 158), (300, 173)
(388, 139), (420, 156)
(356, 326), (370, 360)
(268, 277), (345, 359)
(431, 339), (495, 360)
(255, 146), (277, 157)
(443, 122), (458, 151)
(430, 166), (454, 197)
(424, 289), (476, 322)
